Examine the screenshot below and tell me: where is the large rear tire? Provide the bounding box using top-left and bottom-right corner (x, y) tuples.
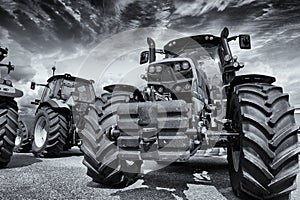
(14, 120), (31, 153)
(32, 107), (69, 157)
(227, 83), (299, 199)
(81, 91), (141, 187)
(0, 99), (18, 168)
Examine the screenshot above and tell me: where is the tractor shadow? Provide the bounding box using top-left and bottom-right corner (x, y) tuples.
(42, 148), (83, 158)
(55, 148), (83, 158)
(104, 155), (239, 199)
(6, 153), (42, 169)
(14, 148), (83, 160)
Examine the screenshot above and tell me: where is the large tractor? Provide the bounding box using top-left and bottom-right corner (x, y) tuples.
(81, 28), (299, 199)
(0, 46), (23, 168)
(27, 71), (96, 157)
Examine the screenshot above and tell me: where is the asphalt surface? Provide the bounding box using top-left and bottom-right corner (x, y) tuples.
(0, 149), (299, 200)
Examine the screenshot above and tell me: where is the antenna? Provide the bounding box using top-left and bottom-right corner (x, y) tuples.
(52, 62), (56, 76)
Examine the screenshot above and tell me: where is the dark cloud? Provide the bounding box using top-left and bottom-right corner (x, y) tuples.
(1, 0), (300, 114)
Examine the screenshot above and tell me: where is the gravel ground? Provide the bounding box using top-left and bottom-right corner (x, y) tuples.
(0, 149), (299, 200)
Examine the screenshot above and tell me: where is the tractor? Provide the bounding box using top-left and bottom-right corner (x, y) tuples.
(0, 46), (23, 168)
(80, 28), (299, 199)
(26, 70), (96, 157)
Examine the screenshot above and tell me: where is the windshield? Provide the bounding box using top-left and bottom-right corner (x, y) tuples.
(61, 80), (95, 103)
(165, 37), (225, 123)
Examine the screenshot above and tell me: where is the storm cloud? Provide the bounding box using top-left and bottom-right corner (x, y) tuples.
(0, 0), (299, 113)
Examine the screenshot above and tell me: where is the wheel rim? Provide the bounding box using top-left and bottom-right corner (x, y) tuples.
(15, 134), (22, 146)
(34, 117), (48, 148)
(15, 122), (24, 146)
(232, 149), (240, 172)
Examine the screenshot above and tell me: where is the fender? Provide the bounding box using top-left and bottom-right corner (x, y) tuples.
(229, 74), (276, 89)
(226, 74), (276, 119)
(227, 74), (276, 98)
(104, 84), (144, 101)
(36, 99), (70, 114)
(0, 86), (23, 98)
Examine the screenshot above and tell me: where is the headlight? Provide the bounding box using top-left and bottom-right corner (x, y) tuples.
(182, 62), (190, 70)
(148, 66), (155, 73)
(174, 63), (181, 71)
(184, 83), (191, 90)
(174, 85), (182, 92)
(156, 65), (163, 73)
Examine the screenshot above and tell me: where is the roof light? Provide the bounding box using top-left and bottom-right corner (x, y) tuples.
(224, 55), (231, 62)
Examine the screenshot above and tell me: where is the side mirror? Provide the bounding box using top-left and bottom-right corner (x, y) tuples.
(0, 47), (8, 62)
(30, 82), (36, 90)
(140, 51), (149, 64)
(239, 35), (251, 49)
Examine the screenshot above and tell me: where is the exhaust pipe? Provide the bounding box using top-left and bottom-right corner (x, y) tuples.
(147, 37), (156, 63)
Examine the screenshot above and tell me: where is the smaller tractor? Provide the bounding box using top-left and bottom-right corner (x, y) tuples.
(23, 69), (96, 157)
(0, 46), (23, 168)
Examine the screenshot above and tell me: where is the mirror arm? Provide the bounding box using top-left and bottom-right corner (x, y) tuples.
(36, 84), (48, 87)
(228, 36), (239, 42)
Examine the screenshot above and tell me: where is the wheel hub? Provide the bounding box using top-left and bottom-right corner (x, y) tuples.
(15, 134), (22, 146)
(34, 117), (48, 148)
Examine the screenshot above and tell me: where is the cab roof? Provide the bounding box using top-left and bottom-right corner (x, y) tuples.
(47, 74), (93, 84)
(163, 34), (221, 55)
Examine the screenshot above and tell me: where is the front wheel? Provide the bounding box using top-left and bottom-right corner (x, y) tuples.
(0, 99), (18, 168)
(227, 83), (299, 200)
(81, 90), (141, 187)
(32, 107), (68, 157)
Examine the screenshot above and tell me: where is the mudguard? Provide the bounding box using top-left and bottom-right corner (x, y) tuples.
(226, 74), (276, 119)
(104, 84), (144, 101)
(36, 99), (70, 114)
(229, 74), (276, 88)
(227, 74), (275, 97)
(0, 85), (23, 98)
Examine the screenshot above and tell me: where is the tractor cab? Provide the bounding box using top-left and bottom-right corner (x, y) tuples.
(31, 74), (95, 106)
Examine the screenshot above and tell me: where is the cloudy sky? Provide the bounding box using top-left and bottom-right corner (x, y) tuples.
(0, 0), (299, 114)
